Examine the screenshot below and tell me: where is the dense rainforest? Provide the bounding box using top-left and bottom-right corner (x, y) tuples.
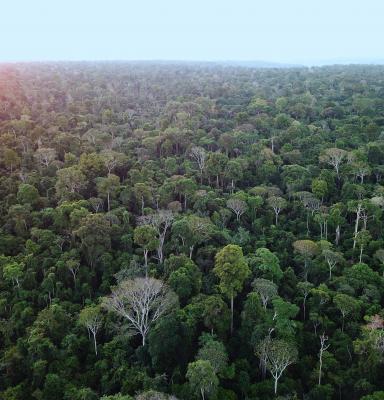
(1, 62), (384, 400)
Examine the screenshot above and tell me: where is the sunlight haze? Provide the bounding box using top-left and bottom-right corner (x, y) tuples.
(2, 0), (384, 65)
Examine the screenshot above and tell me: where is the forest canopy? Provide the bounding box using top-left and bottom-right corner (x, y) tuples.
(1, 62), (384, 399)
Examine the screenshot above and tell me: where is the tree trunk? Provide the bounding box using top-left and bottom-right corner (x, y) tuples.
(230, 295), (234, 335)
(353, 206), (361, 249)
(274, 377), (278, 395)
(144, 249), (148, 277)
(335, 225), (340, 246)
(93, 332), (98, 356)
(189, 245), (194, 259)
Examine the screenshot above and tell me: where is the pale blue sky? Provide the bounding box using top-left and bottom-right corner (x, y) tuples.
(2, 0), (383, 64)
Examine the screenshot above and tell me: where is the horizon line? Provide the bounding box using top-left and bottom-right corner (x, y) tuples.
(1, 58), (384, 67)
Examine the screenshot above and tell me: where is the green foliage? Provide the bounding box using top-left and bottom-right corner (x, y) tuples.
(2, 63), (384, 399)
(214, 245), (250, 300)
(186, 359), (219, 399)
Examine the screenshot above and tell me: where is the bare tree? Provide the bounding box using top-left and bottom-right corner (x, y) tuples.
(67, 259), (80, 286)
(138, 210), (174, 264)
(34, 147), (57, 167)
(256, 338), (297, 394)
(103, 277), (177, 346)
(267, 196), (287, 225)
(349, 201), (365, 249)
(297, 281), (313, 320)
(78, 305), (102, 355)
(351, 163), (371, 184)
(190, 146), (206, 184)
(89, 197), (104, 213)
(252, 278), (278, 309)
(101, 149), (125, 174)
(227, 198), (247, 222)
(322, 249), (343, 279)
(293, 240), (319, 280)
(318, 333), (330, 385)
(319, 148), (347, 180)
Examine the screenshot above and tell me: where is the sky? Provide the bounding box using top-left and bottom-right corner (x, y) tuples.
(2, 0), (384, 65)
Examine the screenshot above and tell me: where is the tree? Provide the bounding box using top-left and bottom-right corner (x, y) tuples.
(103, 277), (177, 346)
(293, 240), (319, 280)
(2, 147), (20, 172)
(374, 249), (384, 273)
(55, 166), (86, 200)
(329, 203), (345, 245)
(138, 210), (174, 264)
(226, 198), (247, 222)
(133, 183), (152, 216)
(272, 297), (299, 338)
(186, 360), (218, 400)
(34, 147), (57, 168)
(319, 148), (347, 180)
(3, 260), (24, 288)
(17, 183), (40, 206)
(135, 391), (178, 400)
(74, 213), (111, 267)
(297, 281), (313, 320)
(252, 247), (283, 282)
(202, 295), (231, 337)
(206, 152), (228, 188)
(333, 293), (360, 332)
(252, 278), (278, 310)
(172, 215), (214, 258)
(197, 334), (228, 375)
(351, 162), (371, 184)
(56, 249), (81, 286)
(318, 333), (330, 385)
(348, 200), (367, 249)
(225, 160), (244, 192)
(322, 249), (343, 279)
(214, 245), (250, 334)
(173, 177), (196, 209)
(267, 196), (287, 225)
(190, 146), (207, 184)
(78, 305), (102, 355)
(167, 257), (202, 303)
(355, 229), (372, 263)
(100, 150), (126, 174)
(312, 178), (328, 201)
(133, 225), (159, 276)
(96, 174), (120, 211)
(256, 337), (298, 395)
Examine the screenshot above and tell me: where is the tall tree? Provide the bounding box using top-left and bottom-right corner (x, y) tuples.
(214, 245), (250, 334)
(78, 305), (102, 355)
(133, 225), (159, 276)
(256, 338), (298, 395)
(103, 277), (177, 346)
(186, 360), (218, 400)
